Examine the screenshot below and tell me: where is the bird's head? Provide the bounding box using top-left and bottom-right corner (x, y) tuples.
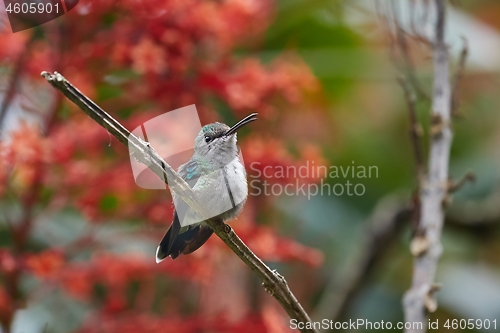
(193, 113), (257, 163)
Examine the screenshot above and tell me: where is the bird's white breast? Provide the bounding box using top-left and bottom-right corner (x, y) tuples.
(178, 156), (247, 227)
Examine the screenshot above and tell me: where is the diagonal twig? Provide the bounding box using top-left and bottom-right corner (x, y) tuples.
(447, 170), (475, 193)
(398, 77), (425, 183)
(395, 25), (430, 100)
(41, 71), (317, 333)
(0, 36), (35, 133)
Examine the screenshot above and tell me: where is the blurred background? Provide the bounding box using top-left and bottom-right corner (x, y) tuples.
(0, 0), (500, 332)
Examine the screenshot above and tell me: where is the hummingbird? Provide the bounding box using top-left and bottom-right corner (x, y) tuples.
(156, 113), (258, 262)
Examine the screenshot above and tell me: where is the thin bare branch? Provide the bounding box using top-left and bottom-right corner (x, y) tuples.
(448, 170), (475, 193)
(0, 36), (34, 133)
(398, 77), (425, 182)
(403, 1), (453, 332)
(379, 1), (430, 100)
(41, 71), (317, 333)
(395, 13), (431, 99)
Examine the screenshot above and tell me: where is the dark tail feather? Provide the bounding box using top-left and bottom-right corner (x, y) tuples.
(181, 227), (213, 256)
(156, 214), (215, 262)
(156, 212), (181, 263)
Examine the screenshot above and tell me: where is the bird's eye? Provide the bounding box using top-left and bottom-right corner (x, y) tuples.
(204, 135), (211, 143)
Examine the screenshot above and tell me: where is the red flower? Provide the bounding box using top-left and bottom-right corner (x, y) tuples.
(131, 37), (167, 75)
(25, 250), (64, 279)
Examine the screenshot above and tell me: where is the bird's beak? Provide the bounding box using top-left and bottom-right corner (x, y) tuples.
(224, 113), (258, 137)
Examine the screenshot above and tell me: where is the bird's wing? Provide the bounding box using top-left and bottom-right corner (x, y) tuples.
(156, 159), (214, 261)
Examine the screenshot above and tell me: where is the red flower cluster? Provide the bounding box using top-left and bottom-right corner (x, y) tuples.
(75, 313), (268, 333)
(25, 249), (65, 279)
(201, 57), (319, 116)
(243, 134), (328, 185)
